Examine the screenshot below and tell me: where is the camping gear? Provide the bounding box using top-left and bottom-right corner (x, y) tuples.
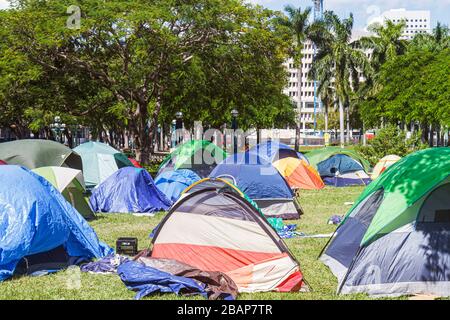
(80, 255), (129, 274)
(89, 167), (172, 214)
(74, 141), (134, 188)
(0, 139), (82, 170)
(273, 157), (324, 190)
(128, 158), (143, 168)
(210, 153), (302, 220)
(150, 187), (306, 293)
(0, 165), (112, 281)
(0, 160), (6, 165)
(137, 257), (238, 300)
(248, 141), (308, 163)
(371, 155), (401, 180)
(328, 215), (343, 225)
(321, 148), (450, 297)
(116, 238), (138, 256)
(118, 261), (208, 300)
(158, 140), (227, 178)
(155, 169), (201, 202)
(306, 147), (371, 187)
(32, 166), (94, 219)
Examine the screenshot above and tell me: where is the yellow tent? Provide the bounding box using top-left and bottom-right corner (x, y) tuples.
(371, 155), (401, 180)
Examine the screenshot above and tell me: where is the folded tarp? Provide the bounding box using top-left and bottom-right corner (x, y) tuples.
(118, 261), (208, 300)
(137, 257), (238, 300)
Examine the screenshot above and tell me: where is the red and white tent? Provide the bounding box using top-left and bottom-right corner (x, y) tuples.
(151, 187), (307, 293)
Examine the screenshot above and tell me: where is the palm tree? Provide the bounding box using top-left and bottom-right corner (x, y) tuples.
(278, 5), (312, 151)
(411, 22), (450, 51)
(309, 11), (371, 147)
(356, 20), (407, 73)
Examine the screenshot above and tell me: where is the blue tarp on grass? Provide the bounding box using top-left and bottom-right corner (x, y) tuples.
(90, 167), (172, 214)
(155, 169), (201, 202)
(118, 261), (208, 300)
(0, 165), (112, 281)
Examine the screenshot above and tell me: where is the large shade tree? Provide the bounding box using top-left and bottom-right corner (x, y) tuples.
(2, 0), (293, 162)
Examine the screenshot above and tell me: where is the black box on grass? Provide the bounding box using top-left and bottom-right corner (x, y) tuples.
(116, 237), (138, 256)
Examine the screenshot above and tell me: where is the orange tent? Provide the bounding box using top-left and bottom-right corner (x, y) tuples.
(273, 157), (324, 190)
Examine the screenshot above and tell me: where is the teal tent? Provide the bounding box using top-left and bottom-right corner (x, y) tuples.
(74, 141), (133, 188)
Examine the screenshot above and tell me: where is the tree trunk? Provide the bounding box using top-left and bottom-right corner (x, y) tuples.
(295, 63), (302, 151)
(346, 107), (350, 144)
(339, 100), (345, 148)
(324, 105), (329, 133)
(362, 122), (367, 146)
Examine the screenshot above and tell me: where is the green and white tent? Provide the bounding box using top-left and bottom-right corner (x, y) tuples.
(32, 167), (94, 219)
(158, 140), (227, 178)
(321, 147), (450, 297)
(74, 141), (133, 188)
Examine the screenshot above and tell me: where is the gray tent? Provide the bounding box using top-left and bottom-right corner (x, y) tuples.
(0, 139), (82, 170)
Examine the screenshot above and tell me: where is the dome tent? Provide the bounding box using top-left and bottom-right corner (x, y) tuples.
(155, 169), (201, 202)
(158, 140), (227, 178)
(248, 141), (308, 163)
(32, 167), (94, 220)
(273, 157), (324, 190)
(0, 160), (6, 165)
(210, 152), (302, 220)
(90, 167), (172, 214)
(0, 139), (82, 170)
(74, 141), (134, 188)
(0, 165), (112, 281)
(371, 155), (401, 180)
(321, 148), (450, 297)
(306, 147), (371, 187)
(151, 186), (307, 293)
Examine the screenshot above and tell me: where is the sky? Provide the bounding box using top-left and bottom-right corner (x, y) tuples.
(1, 0), (449, 34)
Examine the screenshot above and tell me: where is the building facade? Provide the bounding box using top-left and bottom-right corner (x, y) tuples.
(372, 9), (432, 40)
(283, 41), (321, 132)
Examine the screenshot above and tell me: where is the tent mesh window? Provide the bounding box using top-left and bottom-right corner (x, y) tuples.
(418, 183), (450, 224)
(349, 189), (384, 227)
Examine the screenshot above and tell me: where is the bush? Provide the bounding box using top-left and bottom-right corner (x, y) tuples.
(357, 125), (428, 166)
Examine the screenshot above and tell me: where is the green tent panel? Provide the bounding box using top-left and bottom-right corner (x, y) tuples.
(0, 139), (82, 170)
(158, 140), (227, 178)
(32, 166), (94, 220)
(346, 147), (450, 245)
(306, 147), (371, 173)
(321, 147), (450, 297)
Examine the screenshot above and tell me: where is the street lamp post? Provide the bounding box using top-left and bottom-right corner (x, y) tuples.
(50, 116), (66, 144)
(231, 109), (239, 154)
(175, 111), (184, 145)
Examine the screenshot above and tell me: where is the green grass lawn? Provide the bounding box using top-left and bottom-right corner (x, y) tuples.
(0, 186), (405, 300)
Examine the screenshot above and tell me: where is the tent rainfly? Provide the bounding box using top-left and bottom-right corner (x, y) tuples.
(151, 186), (307, 293)
(32, 166), (94, 219)
(0, 139), (82, 170)
(0, 165), (112, 281)
(321, 148), (450, 297)
(74, 141), (134, 188)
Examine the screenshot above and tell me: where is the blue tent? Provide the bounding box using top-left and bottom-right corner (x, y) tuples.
(248, 141), (308, 163)
(0, 165), (112, 281)
(317, 154), (371, 187)
(210, 153), (301, 220)
(89, 167), (172, 214)
(154, 169), (201, 202)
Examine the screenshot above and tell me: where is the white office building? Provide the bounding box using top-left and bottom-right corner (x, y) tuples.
(283, 41), (321, 132)
(370, 9), (432, 40)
